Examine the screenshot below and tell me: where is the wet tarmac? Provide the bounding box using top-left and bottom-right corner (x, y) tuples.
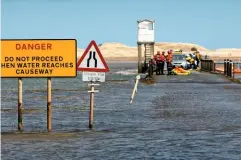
(154, 70), (233, 84)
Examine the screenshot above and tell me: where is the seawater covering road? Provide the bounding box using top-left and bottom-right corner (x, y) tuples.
(1, 62), (241, 160)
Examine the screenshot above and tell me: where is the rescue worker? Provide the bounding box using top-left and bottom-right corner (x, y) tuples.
(190, 58), (195, 69)
(187, 53), (195, 69)
(155, 51), (161, 75)
(160, 51), (166, 75)
(196, 51), (201, 67)
(192, 52), (197, 69)
(153, 52), (158, 62)
(166, 50), (173, 75)
(185, 54), (192, 69)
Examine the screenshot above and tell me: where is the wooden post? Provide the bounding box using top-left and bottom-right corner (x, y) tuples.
(47, 77), (52, 132)
(144, 44), (147, 68)
(148, 60), (153, 78)
(205, 60), (208, 71)
(213, 61), (216, 72)
(88, 83), (99, 129)
(229, 60), (232, 78)
(224, 59), (226, 75)
(89, 84), (94, 129)
(208, 61), (211, 72)
(137, 43), (142, 73)
(206, 61), (208, 71)
(227, 59), (230, 77)
(210, 61), (213, 72)
(204, 61), (206, 71)
(150, 43), (154, 58)
(18, 78), (23, 131)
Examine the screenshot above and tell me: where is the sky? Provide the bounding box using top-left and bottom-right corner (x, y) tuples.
(1, 0), (241, 49)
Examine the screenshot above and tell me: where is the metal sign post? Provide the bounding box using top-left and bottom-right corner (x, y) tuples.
(77, 40), (110, 129)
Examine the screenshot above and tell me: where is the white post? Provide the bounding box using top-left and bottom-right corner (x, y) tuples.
(130, 75), (140, 104)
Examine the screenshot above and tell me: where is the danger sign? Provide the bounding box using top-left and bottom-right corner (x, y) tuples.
(1, 39), (77, 78)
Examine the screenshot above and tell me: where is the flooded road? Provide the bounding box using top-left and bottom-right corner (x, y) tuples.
(1, 62), (241, 160)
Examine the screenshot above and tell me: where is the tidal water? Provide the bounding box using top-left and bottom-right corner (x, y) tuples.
(1, 62), (241, 160)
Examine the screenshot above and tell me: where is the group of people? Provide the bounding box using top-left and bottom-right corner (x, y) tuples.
(153, 50), (201, 75)
(153, 50), (173, 75)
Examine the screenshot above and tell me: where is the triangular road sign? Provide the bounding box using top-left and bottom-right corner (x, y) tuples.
(77, 40), (109, 72)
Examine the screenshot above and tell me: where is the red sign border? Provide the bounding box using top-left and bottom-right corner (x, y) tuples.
(77, 40), (109, 72)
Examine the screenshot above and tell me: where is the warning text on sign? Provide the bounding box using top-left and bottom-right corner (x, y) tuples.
(1, 39), (77, 78)
(82, 72), (105, 82)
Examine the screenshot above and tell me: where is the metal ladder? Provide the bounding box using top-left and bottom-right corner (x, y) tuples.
(144, 44), (153, 62)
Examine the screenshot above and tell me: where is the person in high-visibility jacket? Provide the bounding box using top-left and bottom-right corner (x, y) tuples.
(153, 52), (158, 61)
(186, 54), (193, 69)
(155, 51), (161, 75)
(190, 58), (195, 69)
(186, 56), (191, 62)
(187, 53), (195, 69)
(159, 51), (166, 75)
(166, 50), (173, 75)
(196, 51), (201, 67)
(166, 50), (173, 63)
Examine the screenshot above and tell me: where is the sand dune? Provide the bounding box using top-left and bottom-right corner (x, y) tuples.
(206, 49), (241, 57)
(77, 42), (241, 60)
(154, 42), (208, 51)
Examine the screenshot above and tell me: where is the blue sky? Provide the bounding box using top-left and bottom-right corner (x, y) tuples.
(2, 0), (241, 49)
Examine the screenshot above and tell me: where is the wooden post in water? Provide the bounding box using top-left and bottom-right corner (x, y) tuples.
(137, 43), (142, 73)
(47, 77), (52, 132)
(18, 78), (23, 131)
(224, 59), (227, 75)
(88, 83), (99, 129)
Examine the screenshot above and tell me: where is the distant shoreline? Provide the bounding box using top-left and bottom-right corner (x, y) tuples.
(77, 56), (138, 62)
(78, 56), (240, 62)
